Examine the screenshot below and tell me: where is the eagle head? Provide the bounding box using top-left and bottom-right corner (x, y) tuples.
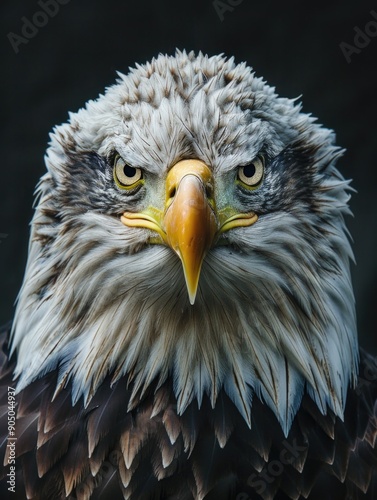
(10, 50), (357, 435)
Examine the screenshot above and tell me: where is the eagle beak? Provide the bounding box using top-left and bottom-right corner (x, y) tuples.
(121, 160), (216, 304)
(163, 160), (217, 304)
(121, 159), (258, 305)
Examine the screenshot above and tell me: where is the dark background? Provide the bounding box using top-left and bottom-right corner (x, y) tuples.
(0, 0), (376, 353)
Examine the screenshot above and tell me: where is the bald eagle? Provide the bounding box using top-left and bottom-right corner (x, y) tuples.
(0, 51), (376, 499)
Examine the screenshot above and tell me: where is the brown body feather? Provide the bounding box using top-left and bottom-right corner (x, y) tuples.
(0, 326), (376, 499)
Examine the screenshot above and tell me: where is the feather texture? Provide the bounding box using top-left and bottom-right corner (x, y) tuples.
(0, 51), (372, 498)
(0, 327), (376, 498)
(9, 52), (357, 433)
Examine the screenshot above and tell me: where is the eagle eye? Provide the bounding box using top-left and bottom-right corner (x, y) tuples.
(237, 156), (264, 189)
(113, 155), (143, 189)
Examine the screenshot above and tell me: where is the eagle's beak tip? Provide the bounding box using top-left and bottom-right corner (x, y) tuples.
(189, 294), (196, 306)
(182, 258), (200, 305)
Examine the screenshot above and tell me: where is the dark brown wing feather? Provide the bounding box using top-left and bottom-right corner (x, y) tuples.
(0, 325), (376, 500)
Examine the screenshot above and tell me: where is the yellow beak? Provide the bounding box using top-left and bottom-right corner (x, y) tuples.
(121, 159), (258, 305)
(163, 160), (217, 304)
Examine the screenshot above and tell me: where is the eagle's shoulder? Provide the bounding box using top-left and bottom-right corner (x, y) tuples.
(297, 348), (377, 499)
(0, 324), (376, 500)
